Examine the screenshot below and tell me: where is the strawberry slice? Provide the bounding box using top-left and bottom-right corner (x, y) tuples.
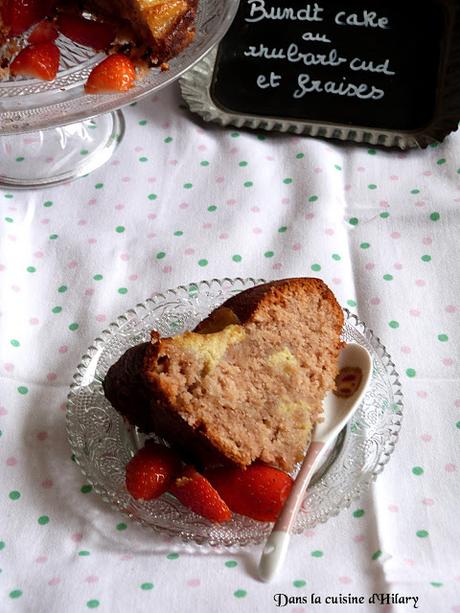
(28, 19), (58, 44)
(2, 0), (55, 37)
(10, 42), (60, 81)
(169, 466), (232, 523)
(126, 441), (182, 501)
(205, 464), (294, 522)
(57, 14), (116, 51)
(85, 53), (136, 94)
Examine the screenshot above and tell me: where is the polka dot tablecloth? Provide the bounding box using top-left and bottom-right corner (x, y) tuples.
(0, 83), (459, 613)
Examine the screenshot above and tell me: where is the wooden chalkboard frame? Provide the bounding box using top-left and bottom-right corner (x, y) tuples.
(180, 1), (460, 149)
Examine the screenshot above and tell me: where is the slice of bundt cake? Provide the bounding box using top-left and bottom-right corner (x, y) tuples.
(103, 278), (344, 472)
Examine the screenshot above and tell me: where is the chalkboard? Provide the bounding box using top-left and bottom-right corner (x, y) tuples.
(180, 0), (460, 147)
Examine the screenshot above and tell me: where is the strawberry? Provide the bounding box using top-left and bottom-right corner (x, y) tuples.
(205, 464), (294, 522)
(169, 466), (232, 523)
(125, 441), (182, 501)
(28, 19), (58, 44)
(57, 14), (116, 51)
(10, 42), (60, 81)
(85, 53), (136, 94)
(2, 0), (55, 37)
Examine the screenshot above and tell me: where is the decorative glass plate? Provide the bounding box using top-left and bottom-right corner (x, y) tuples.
(66, 278), (403, 547)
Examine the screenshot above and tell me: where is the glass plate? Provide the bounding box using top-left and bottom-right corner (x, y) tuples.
(66, 277), (403, 547)
(0, 0), (239, 134)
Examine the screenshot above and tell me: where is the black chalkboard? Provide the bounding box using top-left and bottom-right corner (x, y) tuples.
(210, 0), (451, 132)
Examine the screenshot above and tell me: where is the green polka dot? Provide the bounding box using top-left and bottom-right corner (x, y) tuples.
(278, 226), (287, 233)
(4, 194), (13, 199)
(232, 255), (242, 262)
(156, 252), (166, 260)
(438, 334), (448, 342)
(87, 600), (99, 608)
(95, 183), (103, 189)
(296, 153), (304, 159)
(80, 484), (92, 494)
(347, 300), (357, 307)
(256, 134), (266, 141)
(139, 157), (148, 162)
(380, 211), (390, 219)
(0, 541), (4, 551)
(9, 491), (20, 500)
(430, 143), (438, 148)
(349, 217), (359, 226)
(115, 226), (125, 233)
(406, 368), (416, 378)
(200, 160), (209, 166)
(198, 259), (208, 267)
(207, 205), (217, 212)
(166, 552), (179, 560)
(52, 306), (62, 314)
(308, 195), (318, 202)
(225, 560), (237, 568)
(174, 231), (183, 237)
(118, 288), (128, 295)
(27, 266), (36, 273)
(164, 136), (173, 143)
(368, 184), (377, 190)
(311, 550), (323, 558)
(138, 120), (147, 126)
(80, 149), (89, 156)
(371, 550), (382, 560)
(436, 158), (446, 165)
(93, 274), (103, 281)
(456, 421), (460, 429)
(264, 251), (274, 258)
(293, 580), (306, 588)
(383, 274), (393, 281)
(4, 217), (14, 223)
(17, 386), (28, 395)
(368, 149), (377, 155)
(283, 178), (293, 184)
(416, 530), (429, 538)
(332, 253), (341, 261)
(412, 466), (424, 476)
(116, 522), (127, 531)
(9, 590), (22, 599)
(49, 234), (58, 240)
(334, 164), (342, 170)
(238, 161), (248, 167)
(183, 183), (193, 189)
(234, 590), (247, 598)
(430, 582), (443, 587)
(421, 254), (432, 262)
(148, 194), (157, 201)
(58, 285), (67, 293)
(430, 212), (440, 221)
(231, 132), (240, 138)
(360, 242), (370, 249)
(311, 263), (321, 272)
(353, 509), (365, 518)
(244, 181), (253, 188)
(68, 323), (79, 331)
(78, 550), (90, 556)
(16, 156), (25, 162)
(10, 339), (20, 347)
(389, 320), (399, 329)
(43, 200), (53, 207)
(140, 583), (153, 590)
(411, 189), (420, 194)
(38, 515), (49, 525)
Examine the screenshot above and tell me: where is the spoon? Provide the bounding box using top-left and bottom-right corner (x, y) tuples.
(258, 343), (373, 582)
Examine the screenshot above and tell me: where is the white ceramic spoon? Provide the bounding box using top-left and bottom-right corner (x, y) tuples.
(258, 343), (373, 582)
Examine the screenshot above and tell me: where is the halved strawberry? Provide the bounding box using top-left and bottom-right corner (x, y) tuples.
(84, 53), (136, 94)
(205, 463), (294, 522)
(126, 441), (182, 501)
(169, 466), (232, 523)
(10, 42), (60, 81)
(28, 19), (58, 44)
(2, 0), (55, 37)
(57, 14), (116, 51)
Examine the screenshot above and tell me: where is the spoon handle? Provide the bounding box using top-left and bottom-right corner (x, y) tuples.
(258, 441), (325, 582)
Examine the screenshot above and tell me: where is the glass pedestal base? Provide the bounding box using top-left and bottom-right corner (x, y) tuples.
(0, 111), (124, 189)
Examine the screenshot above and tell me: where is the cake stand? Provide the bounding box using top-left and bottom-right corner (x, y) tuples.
(0, 0), (239, 189)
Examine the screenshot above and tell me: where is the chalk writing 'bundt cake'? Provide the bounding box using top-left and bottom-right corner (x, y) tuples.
(103, 278), (344, 472)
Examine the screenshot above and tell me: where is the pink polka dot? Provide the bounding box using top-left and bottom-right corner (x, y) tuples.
(96, 314), (106, 322)
(303, 529), (315, 537)
(85, 576), (99, 583)
(162, 122), (171, 129)
(120, 554), (133, 561)
(202, 223), (212, 229)
(179, 202), (188, 209)
(451, 606), (460, 613)
(129, 274), (138, 282)
(71, 532), (83, 542)
(252, 227), (262, 234)
(58, 345), (68, 354)
(380, 200), (389, 208)
(417, 390), (428, 398)
(11, 284), (20, 291)
(45, 157), (54, 163)
(305, 212), (314, 220)
(394, 262), (403, 270)
(370, 297), (380, 305)
(353, 535), (365, 543)
(339, 576), (352, 584)
(78, 219), (87, 226)
(0, 264), (5, 272)
(313, 167), (322, 173)
(0, 405), (8, 415)
(147, 233), (156, 239)
(219, 233), (229, 240)
(147, 213), (157, 220)
(388, 505), (399, 512)
(115, 204), (124, 211)
(445, 463), (456, 472)
(68, 260), (77, 269)
(4, 363), (14, 372)
(88, 238), (97, 245)
(443, 358), (454, 367)
(216, 176), (224, 183)
(265, 155), (274, 161)
(292, 243), (301, 251)
(87, 198), (97, 205)
(390, 232), (400, 239)
(122, 177), (131, 183)
(422, 236), (432, 245)
(401, 346), (411, 354)
(357, 166), (365, 172)
(6, 457), (17, 466)
(344, 184), (352, 191)
(415, 279), (426, 287)
(272, 263), (282, 271)
(48, 578), (60, 586)
(40, 219), (50, 224)
(187, 578), (200, 587)
(85, 288), (94, 297)
(184, 248), (195, 255)
(168, 160), (178, 166)
(42, 479), (53, 488)
(37, 431), (48, 441)
(226, 199), (237, 206)
(34, 251), (44, 258)
(120, 253), (130, 261)
(404, 559), (416, 567)
(332, 277), (342, 285)
(414, 200), (425, 208)
(197, 144), (206, 151)
(325, 228), (334, 236)
(410, 309), (421, 317)
(251, 206), (260, 213)
(36, 556), (48, 564)
(445, 305), (457, 313)
(111, 160), (120, 166)
(390, 175), (399, 181)
(47, 373), (57, 382)
(8, 234), (17, 242)
(148, 177), (156, 183)
(281, 198), (290, 204)
(162, 266), (172, 273)
(365, 263), (375, 271)
(455, 399), (460, 408)
(422, 170), (433, 177)
(422, 498), (434, 506)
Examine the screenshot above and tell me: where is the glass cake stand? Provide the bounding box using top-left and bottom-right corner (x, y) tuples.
(0, 0), (239, 188)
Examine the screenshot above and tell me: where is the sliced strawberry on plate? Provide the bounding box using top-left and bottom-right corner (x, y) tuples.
(10, 42), (60, 81)
(205, 463), (294, 522)
(85, 53), (136, 94)
(2, 0), (55, 37)
(28, 19), (58, 44)
(57, 14), (116, 51)
(125, 441), (182, 501)
(169, 466), (232, 523)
